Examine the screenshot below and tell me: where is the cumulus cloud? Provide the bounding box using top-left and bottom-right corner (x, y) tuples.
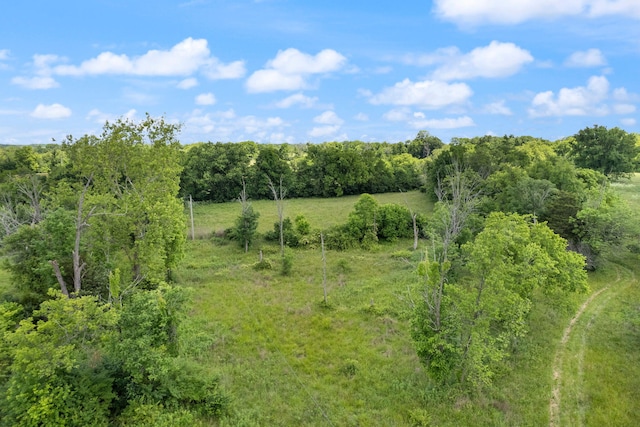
(12, 76), (59, 89)
(31, 103), (72, 119)
(11, 54), (65, 89)
(307, 110), (344, 138)
(195, 92), (216, 105)
(52, 38), (245, 79)
(308, 125), (342, 138)
(0, 49), (9, 60)
(383, 108), (412, 122)
(369, 79), (472, 109)
(483, 100), (513, 115)
(410, 116), (475, 129)
(434, 0), (640, 25)
(274, 93), (318, 108)
(401, 42), (533, 80)
(313, 110), (344, 125)
(564, 48), (606, 67)
(177, 77), (198, 89)
(246, 48), (347, 93)
(528, 75), (617, 117)
(354, 112), (369, 121)
(429, 41), (533, 80)
(87, 109), (137, 124)
(184, 109), (287, 141)
(613, 104), (636, 114)
(620, 118), (636, 126)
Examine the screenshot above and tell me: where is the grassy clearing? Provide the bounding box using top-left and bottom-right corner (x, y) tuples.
(177, 184), (640, 426)
(554, 254), (640, 427)
(188, 190), (432, 239)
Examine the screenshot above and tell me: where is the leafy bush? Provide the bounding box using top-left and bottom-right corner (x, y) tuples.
(377, 203), (414, 241)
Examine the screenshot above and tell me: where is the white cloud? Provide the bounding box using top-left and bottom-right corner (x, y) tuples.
(620, 118), (636, 126)
(31, 103), (72, 119)
(564, 48), (606, 67)
(431, 41), (533, 80)
(313, 110), (344, 125)
(52, 38), (245, 79)
(529, 75), (612, 117)
(268, 48), (346, 74)
(0, 48), (10, 68)
(246, 70), (306, 92)
(483, 100), (513, 115)
(369, 79), (472, 109)
(87, 109), (137, 124)
(195, 92), (216, 105)
(308, 125), (341, 137)
(434, 0), (640, 25)
(383, 108), (411, 122)
(275, 93), (318, 108)
(184, 109), (287, 141)
(11, 76), (59, 89)
(612, 87), (637, 102)
(354, 112), (369, 121)
(589, 0), (640, 18)
(177, 77), (198, 89)
(246, 48), (347, 93)
(613, 104), (636, 114)
(410, 116), (475, 129)
(33, 54), (64, 70)
(308, 111), (344, 137)
(400, 42), (533, 80)
(202, 60), (246, 79)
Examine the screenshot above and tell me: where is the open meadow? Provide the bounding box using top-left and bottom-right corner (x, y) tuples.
(174, 183), (640, 426)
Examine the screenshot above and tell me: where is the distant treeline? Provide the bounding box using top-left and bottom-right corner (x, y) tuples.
(179, 131), (444, 202)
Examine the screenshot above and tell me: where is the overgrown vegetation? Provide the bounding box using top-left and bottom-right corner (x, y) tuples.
(0, 122), (638, 425)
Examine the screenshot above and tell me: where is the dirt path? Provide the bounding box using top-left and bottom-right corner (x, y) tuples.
(548, 286), (609, 427)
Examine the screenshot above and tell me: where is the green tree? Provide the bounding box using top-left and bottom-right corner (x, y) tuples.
(0, 293), (118, 426)
(413, 213), (587, 388)
(230, 181), (260, 252)
(571, 186), (636, 269)
(571, 125), (639, 178)
(407, 130), (444, 158)
(64, 115), (186, 286)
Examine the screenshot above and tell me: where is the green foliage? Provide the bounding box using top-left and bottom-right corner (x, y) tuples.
(65, 115), (186, 286)
(570, 125), (639, 177)
(265, 217), (299, 247)
(2, 208), (75, 309)
(413, 213), (587, 389)
(230, 204), (260, 252)
(0, 293), (118, 427)
(0, 286), (228, 426)
(180, 141), (259, 202)
(570, 187), (636, 268)
(280, 249), (293, 276)
(377, 203), (414, 240)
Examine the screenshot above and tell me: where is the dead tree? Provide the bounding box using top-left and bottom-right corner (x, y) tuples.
(268, 176), (287, 256)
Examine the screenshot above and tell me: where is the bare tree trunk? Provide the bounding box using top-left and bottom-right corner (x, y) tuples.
(50, 260), (69, 297)
(399, 189), (420, 251)
(268, 176), (286, 256)
(72, 175), (95, 294)
(426, 161), (482, 333)
(189, 195), (195, 240)
(412, 213), (419, 251)
(16, 175), (44, 225)
(321, 233), (327, 305)
(238, 178), (250, 253)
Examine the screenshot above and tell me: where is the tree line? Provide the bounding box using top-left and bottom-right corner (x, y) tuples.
(0, 118), (637, 422)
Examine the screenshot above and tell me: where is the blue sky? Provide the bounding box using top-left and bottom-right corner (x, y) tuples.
(1, 0), (639, 145)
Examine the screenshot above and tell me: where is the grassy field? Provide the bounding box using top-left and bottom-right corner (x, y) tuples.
(176, 185), (639, 426)
(0, 182), (637, 425)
